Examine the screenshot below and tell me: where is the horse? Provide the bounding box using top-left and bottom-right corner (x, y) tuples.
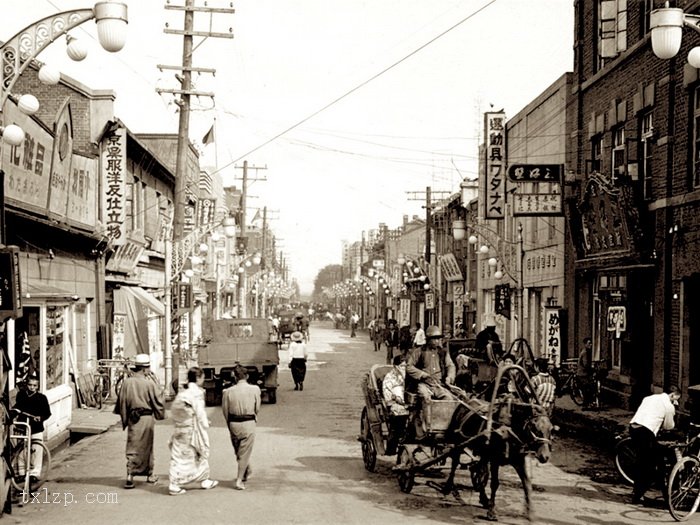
(443, 385), (553, 521)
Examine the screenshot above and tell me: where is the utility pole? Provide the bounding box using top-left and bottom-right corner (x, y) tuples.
(159, 0), (234, 397)
(406, 187), (451, 328)
(234, 161), (266, 317)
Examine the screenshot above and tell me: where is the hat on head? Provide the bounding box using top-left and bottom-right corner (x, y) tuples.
(291, 331), (303, 342)
(134, 353), (150, 367)
(484, 314), (496, 327)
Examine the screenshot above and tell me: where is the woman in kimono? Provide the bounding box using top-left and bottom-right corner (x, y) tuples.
(168, 367), (219, 495)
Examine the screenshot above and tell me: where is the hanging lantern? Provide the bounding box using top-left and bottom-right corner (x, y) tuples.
(1, 125), (24, 146)
(38, 64), (61, 85)
(66, 35), (88, 61)
(17, 94), (39, 115)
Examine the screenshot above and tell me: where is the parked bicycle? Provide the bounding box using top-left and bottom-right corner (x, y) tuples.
(614, 423), (700, 521)
(555, 358), (584, 406)
(94, 358), (135, 408)
(6, 410), (51, 500)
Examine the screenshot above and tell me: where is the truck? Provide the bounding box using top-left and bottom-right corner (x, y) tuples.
(198, 318), (280, 405)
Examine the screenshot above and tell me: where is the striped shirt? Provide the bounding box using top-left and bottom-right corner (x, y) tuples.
(532, 372), (556, 413)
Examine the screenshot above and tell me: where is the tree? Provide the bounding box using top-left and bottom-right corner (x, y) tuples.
(312, 264), (343, 301)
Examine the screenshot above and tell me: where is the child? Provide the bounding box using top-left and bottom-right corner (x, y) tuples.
(532, 358), (557, 416)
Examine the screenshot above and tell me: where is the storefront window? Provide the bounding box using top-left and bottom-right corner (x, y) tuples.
(46, 305), (66, 389)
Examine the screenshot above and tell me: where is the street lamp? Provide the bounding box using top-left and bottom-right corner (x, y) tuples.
(0, 2), (128, 144)
(165, 214), (237, 397)
(650, 3), (700, 67)
(461, 221), (526, 340)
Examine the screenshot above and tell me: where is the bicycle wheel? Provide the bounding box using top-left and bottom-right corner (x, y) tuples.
(668, 456), (700, 521)
(10, 440), (51, 492)
(570, 377), (585, 406)
(615, 437), (637, 484)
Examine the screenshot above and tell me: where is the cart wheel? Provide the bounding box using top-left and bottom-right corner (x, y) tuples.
(668, 456), (700, 521)
(360, 409), (377, 472)
(396, 446), (415, 493)
(614, 437), (637, 485)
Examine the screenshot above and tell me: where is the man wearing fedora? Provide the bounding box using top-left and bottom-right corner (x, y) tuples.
(288, 331), (308, 391)
(116, 353), (165, 489)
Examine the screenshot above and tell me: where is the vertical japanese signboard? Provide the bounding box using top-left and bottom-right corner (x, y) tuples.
(399, 298), (411, 327)
(102, 124), (127, 245)
(484, 111), (506, 219)
(544, 307), (561, 366)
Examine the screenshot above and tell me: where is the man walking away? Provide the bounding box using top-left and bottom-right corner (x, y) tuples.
(222, 365), (261, 490)
(628, 385), (681, 505)
(116, 353), (165, 489)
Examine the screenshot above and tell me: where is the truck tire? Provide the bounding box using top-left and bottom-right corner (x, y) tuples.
(205, 388), (219, 406)
(267, 389), (277, 404)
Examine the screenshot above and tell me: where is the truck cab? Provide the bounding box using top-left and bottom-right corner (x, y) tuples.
(199, 318), (280, 405)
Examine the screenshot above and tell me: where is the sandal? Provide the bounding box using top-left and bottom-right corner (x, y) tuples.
(147, 475), (159, 484)
(201, 479), (219, 490)
(169, 486), (186, 496)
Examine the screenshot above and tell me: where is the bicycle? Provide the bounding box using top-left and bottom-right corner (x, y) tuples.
(554, 359), (585, 406)
(5, 410), (51, 501)
(94, 358), (135, 408)
(614, 423), (700, 521)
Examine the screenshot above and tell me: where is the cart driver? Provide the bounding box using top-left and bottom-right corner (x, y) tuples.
(406, 325), (456, 402)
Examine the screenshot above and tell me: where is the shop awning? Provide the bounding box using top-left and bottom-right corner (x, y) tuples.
(120, 286), (165, 316)
(25, 283), (76, 300)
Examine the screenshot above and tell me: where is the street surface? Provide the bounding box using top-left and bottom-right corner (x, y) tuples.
(7, 322), (683, 524)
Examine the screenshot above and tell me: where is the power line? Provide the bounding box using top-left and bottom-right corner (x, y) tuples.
(210, 0), (498, 176)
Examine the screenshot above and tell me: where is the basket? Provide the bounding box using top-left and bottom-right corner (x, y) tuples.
(561, 358), (578, 372)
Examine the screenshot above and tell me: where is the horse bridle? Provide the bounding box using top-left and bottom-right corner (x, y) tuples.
(523, 416), (552, 449)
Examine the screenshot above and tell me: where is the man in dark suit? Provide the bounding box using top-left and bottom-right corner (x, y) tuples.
(384, 320), (400, 364)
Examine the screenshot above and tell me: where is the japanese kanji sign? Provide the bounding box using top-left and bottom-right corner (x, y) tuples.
(494, 284), (511, 319)
(438, 253), (463, 282)
(507, 164), (562, 181)
(101, 124), (127, 245)
(513, 192), (562, 215)
(484, 112), (506, 219)
(544, 307), (562, 367)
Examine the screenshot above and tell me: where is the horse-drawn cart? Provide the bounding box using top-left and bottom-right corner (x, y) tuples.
(358, 362), (554, 521)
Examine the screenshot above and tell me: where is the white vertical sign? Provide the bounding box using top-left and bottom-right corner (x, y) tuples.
(484, 111), (506, 219)
(102, 124), (127, 245)
(544, 307), (561, 366)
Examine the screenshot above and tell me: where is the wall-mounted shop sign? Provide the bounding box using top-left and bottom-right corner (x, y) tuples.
(508, 164), (562, 181)
(509, 164), (563, 216)
(544, 307), (562, 366)
(102, 123), (127, 245)
(439, 253), (463, 282)
(513, 192), (562, 215)
(607, 306), (626, 338)
(106, 240), (145, 275)
(484, 111), (506, 219)
(572, 172), (635, 259)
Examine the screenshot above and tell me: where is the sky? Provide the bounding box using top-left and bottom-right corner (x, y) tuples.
(4, 0), (574, 295)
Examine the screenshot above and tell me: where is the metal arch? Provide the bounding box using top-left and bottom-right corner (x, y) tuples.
(0, 8), (95, 107)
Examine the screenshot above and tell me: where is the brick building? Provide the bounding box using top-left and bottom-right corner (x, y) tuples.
(566, 0), (700, 410)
